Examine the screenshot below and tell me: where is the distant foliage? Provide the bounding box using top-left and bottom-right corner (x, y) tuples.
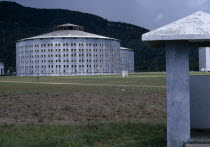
(0, 1), (198, 72)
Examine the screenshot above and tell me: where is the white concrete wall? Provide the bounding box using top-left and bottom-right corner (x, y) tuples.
(206, 47), (210, 71)
(199, 47), (210, 71)
(120, 49), (134, 72)
(0, 62), (4, 75)
(199, 47), (206, 71)
(16, 38), (121, 76)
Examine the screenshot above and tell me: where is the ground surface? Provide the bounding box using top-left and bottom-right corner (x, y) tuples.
(0, 73), (167, 125)
(0, 122), (166, 147)
(1, 72), (208, 146)
(0, 72), (208, 125)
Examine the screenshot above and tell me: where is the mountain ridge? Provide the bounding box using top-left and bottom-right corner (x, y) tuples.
(0, 1), (198, 72)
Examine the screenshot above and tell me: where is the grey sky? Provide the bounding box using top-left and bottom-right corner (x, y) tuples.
(2, 0), (210, 30)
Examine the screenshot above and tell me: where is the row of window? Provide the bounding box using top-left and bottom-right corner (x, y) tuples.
(17, 43), (116, 49)
(19, 64), (108, 69)
(19, 59), (117, 64)
(18, 59), (115, 63)
(18, 70), (117, 74)
(17, 48), (118, 53)
(18, 53), (118, 59)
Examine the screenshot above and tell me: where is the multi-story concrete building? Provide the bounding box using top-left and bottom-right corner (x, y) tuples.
(16, 24), (134, 76)
(120, 47), (134, 72)
(199, 47), (210, 71)
(0, 62), (4, 75)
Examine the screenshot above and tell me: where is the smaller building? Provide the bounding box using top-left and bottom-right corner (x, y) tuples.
(120, 47), (134, 72)
(199, 47), (210, 71)
(0, 62), (4, 75)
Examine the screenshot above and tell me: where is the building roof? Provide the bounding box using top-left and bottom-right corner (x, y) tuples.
(56, 23), (80, 27)
(120, 47), (134, 51)
(142, 11), (210, 48)
(18, 24), (119, 42)
(54, 23), (84, 31)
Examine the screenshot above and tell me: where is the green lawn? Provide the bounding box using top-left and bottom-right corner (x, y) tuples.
(0, 72), (208, 86)
(0, 72), (166, 86)
(0, 122), (166, 147)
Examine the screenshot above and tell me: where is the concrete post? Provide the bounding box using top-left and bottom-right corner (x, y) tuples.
(166, 41), (190, 147)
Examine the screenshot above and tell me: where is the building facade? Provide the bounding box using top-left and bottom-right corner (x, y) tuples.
(199, 47), (210, 71)
(16, 24), (134, 76)
(16, 24), (122, 76)
(0, 62), (4, 75)
(120, 47), (134, 72)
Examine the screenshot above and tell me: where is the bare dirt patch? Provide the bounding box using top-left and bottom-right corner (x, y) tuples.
(0, 83), (166, 125)
(0, 81), (166, 88)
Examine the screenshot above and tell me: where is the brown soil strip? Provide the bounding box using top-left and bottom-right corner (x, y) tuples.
(0, 81), (166, 88)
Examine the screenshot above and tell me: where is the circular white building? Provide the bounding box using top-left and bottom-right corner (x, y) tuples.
(16, 24), (122, 76)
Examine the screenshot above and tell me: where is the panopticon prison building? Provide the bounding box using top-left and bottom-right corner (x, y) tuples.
(16, 24), (134, 76)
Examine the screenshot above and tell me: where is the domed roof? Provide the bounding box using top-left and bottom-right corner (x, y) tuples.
(18, 24), (119, 42)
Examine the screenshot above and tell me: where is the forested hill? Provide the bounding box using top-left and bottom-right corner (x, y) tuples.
(0, 1), (198, 72)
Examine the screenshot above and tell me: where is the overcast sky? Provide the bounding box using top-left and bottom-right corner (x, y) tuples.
(2, 0), (210, 30)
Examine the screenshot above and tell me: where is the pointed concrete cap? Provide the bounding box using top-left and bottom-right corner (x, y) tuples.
(142, 11), (210, 48)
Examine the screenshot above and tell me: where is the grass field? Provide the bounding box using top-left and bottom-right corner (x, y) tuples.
(0, 122), (166, 147)
(0, 72), (208, 146)
(0, 72), (166, 86)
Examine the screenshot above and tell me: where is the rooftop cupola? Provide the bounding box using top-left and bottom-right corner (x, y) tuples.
(54, 23), (84, 31)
